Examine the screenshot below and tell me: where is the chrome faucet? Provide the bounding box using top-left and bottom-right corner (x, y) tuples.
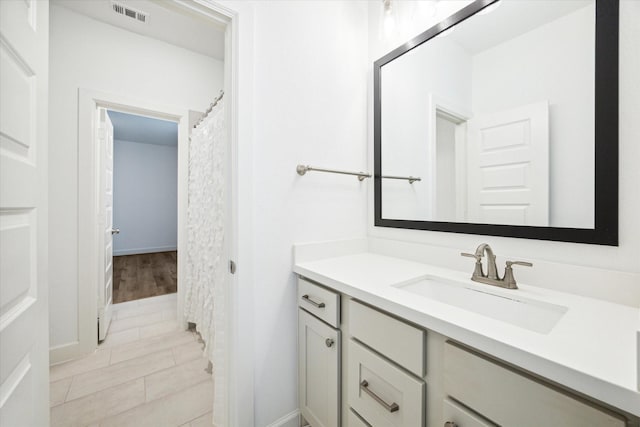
(461, 243), (532, 289)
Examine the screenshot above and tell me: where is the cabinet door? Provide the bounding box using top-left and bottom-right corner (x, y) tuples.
(299, 309), (341, 427)
(348, 408), (372, 427)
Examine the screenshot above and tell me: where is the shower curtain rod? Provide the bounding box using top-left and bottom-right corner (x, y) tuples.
(193, 90), (224, 128)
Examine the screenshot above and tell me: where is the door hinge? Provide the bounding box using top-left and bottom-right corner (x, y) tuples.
(229, 260), (236, 274)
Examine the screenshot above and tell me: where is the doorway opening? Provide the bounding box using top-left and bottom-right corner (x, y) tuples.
(47, 0), (248, 423)
(107, 110), (179, 304)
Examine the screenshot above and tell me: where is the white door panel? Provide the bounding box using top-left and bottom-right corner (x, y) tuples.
(467, 101), (549, 226)
(0, 0), (49, 425)
(97, 108), (114, 341)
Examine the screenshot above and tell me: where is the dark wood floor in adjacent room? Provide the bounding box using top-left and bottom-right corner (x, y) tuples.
(113, 251), (177, 304)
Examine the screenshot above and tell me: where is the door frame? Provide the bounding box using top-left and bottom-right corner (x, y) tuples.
(75, 89), (191, 358)
(71, 1), (252, 425)
(55, 1), (252, 424)
(427, 94), (471, 221)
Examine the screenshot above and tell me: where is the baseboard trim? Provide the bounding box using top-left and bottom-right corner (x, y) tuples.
(266, 410), (300, 427)
(49, 340), (95, 365)
(113, 246), (177, 256)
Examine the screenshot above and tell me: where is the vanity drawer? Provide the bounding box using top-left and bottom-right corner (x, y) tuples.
(348, 299), (426, 377)
(443, 342), (626, 427)
(348, 408), (372, 427)
(298, 278), (340, 328)
(442, 398), (497, 427)
(348, 340), (425, 427)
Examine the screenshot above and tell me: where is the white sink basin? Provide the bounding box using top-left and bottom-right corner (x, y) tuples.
(394, 276), (568, 334)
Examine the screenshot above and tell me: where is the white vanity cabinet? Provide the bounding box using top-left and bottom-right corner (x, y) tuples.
(443, 342), (627, 427)
(298, 279), (341, 427)
(297, 275), (636, 427)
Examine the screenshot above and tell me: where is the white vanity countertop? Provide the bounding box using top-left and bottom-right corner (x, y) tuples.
(294, 251), (640, 416)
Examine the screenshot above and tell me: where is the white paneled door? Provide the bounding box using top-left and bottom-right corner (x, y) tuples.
(0, 0), (50, 425)
(97, 108), (114, 341)
(466, 101), (549, 226)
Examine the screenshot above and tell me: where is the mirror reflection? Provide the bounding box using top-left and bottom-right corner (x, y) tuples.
(380, 0), (595, 228)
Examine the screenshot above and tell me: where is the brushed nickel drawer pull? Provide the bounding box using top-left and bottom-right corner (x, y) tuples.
(360, 380), (399, 413)
(301, 294), (325, 308)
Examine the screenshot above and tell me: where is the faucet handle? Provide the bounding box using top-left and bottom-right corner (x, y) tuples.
(503, 260), (532, 289)
(506, 260), (533, 268)
(461, 252), (481, 261)
(462, 252), (484, 279)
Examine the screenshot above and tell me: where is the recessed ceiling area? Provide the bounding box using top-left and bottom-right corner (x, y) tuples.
(52, 0), (225, 60)
(107, 111), (178, 146)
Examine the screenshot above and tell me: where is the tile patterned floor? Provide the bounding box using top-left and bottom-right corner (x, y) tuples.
(50, 294), (213, 427)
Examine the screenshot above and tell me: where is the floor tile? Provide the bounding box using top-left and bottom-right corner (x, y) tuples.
(51, 379), (145, 427)
(66, 350), (175, 401)
(139, 319), (179, 339)
(162, 307), (178, 321)
(145, 357), (211, 402)
(99, 380), (213, 427)
(115, 301), (176, 320)
(50, 349), (112, 382)
(136, 293), (177, 306)
(109, 311), (163, 333)
(188, 411), (213, 427)
(50, 377), (73, 407)
(98, 327), (140, 348)
(172, 340), (205, 365)
(110, 330), (195, 365)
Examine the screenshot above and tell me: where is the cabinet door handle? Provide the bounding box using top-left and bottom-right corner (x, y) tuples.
(325, 338), (335, 347)
(444, 422), (458, 427)
(301, 294), (325, 308)
(360, 380), (399, 413)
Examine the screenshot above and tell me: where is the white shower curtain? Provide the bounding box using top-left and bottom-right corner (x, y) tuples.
(185, 98), (227, 426)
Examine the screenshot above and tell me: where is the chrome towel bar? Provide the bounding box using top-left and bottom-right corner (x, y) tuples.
(296, 164), (371, 181)
(381, 174), (421, 184)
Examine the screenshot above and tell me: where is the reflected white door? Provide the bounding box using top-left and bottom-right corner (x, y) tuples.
(97, 108), (114, 341)
(0, 0), (50, 425)
(466, 101), (549, 226)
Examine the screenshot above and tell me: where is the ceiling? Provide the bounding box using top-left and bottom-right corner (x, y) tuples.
(53, 0), (225, 60)
(449, 0), (592, 55)
(107, 111), (178, 146)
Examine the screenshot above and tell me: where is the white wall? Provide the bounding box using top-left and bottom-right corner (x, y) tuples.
(471, 4), (595, 228)
(381, 37), (472, 220)
(368, 1), (640, 304)
(48, 4), (223, 349)
(249, 1), (368, 425)
(112, 139), (178, 256)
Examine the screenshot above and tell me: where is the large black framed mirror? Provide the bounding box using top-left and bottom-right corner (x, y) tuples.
(374, 0), (618, 245)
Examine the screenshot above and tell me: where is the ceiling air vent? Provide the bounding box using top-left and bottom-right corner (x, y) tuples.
(111, 1), (148, 24)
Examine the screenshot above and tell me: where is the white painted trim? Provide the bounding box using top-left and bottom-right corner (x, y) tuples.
(113, 246), (178, 256)
(427, 94), (472, 223)
(167, 2), (253, 426)
(266, 410), (300, 427)
(49, 341), (82, 365)
(69, 88), (190, 366)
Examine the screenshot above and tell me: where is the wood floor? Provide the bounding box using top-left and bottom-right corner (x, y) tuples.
(49, 294), (213, 427)
(113, 251), (177, 304)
